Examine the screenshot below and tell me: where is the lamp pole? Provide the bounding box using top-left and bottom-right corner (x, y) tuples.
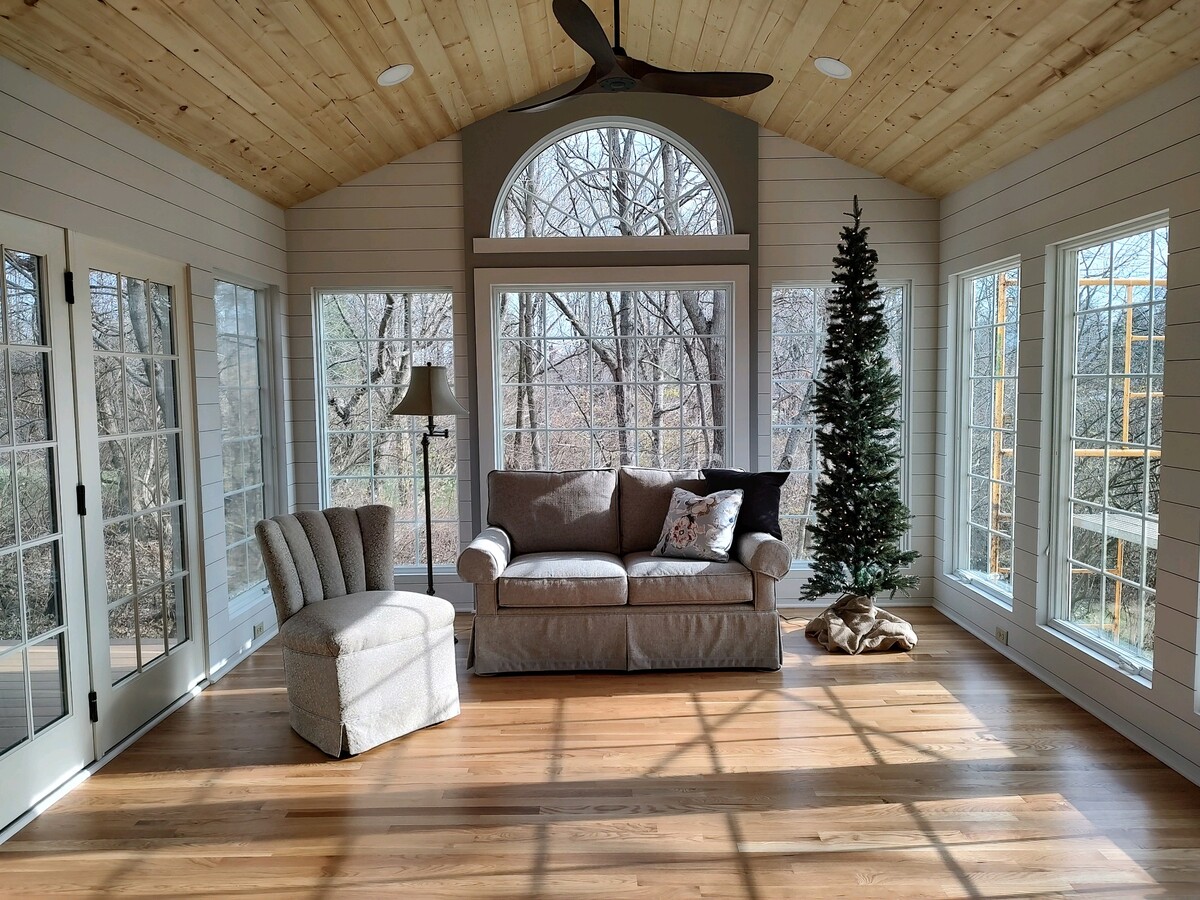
(420, 413), (448, 596)
(391, 362), (467, 599)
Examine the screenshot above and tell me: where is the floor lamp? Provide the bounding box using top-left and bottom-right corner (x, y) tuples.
(390, 363), (468, 595)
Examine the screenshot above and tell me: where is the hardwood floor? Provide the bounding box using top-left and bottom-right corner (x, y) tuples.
(3, 608), (1200, 898)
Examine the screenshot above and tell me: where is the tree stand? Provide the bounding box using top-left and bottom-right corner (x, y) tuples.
(805, 594), (917, 654)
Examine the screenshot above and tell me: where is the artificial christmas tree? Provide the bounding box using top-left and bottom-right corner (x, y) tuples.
(801, 196), (920, 653)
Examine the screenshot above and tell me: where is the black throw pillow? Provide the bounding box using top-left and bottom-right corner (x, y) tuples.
(701, 469), (789, 540)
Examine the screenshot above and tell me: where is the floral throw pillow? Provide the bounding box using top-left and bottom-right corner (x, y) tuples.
(652, 487), (745, 562)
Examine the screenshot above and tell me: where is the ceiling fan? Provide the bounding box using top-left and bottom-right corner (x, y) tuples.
(511, 0), (773, 112)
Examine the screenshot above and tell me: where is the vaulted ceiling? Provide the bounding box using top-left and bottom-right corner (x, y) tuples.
(1, 1), (1197, 208)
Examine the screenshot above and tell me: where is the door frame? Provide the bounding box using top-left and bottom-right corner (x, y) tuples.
(0, 211), (93, 831)
(68, 234), (207, 756)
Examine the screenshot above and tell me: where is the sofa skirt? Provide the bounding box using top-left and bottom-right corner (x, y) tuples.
(469, 604), (781, 674)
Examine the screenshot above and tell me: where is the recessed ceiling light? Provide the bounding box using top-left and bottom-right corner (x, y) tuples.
(814, 57), (852, 80)
(377, 64), (414, 87)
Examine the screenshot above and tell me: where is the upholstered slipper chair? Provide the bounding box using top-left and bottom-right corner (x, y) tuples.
(255, 504), (460, 756)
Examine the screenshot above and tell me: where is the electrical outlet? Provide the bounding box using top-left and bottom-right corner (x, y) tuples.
(995, 626), (1009, 645)
(253, 622), (265, 640)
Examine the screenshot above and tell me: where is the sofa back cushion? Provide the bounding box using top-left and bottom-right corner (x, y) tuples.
(618, 466), (706, 554)
(487, 468), (619, 555)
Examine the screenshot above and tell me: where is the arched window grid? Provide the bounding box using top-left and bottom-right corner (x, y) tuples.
(491, 117), (733, 240)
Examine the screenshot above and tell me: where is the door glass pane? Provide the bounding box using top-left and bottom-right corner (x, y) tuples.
(1, 243), (69, 761)
(4, 249), (43, 345)
(30, 634), (66, 733)
(90, 270), (189, 685)
(23, 543), (61, 640)
(108, 600), (137, 683)
(0, 552), (18, 649)
(0, 649), (29, 753)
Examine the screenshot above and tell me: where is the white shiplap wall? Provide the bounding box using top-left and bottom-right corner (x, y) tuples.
(0, 57), (288, 684)
(758, 129), (942, 604)
(284, 136), (474, 607)
(936, 65), (1200, 782)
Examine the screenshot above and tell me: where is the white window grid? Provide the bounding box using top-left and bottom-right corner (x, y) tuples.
(1055, 222), (1167, 668)
(959, 265), (1020, 594)
(215, 280), (270, 604)
(496, 288), (728, 470)
(770, 283), (907, 563)
(316, 291), (458, 568)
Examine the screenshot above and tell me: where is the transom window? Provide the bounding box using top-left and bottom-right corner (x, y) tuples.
(957, 264), (1020, 595)
(497, 286), (728, 469)
(771, 283), (906, 561)
(318, 290), (458, 567)
(493, 123), (729, 238)
(1055, 221), (1167, 669)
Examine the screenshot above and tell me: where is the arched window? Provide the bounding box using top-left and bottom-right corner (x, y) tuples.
(492, 122), (730, 238)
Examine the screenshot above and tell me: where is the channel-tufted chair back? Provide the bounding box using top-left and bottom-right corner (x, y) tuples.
(254, 504), (395, 626)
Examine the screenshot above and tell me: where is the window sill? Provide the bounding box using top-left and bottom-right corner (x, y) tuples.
(949, 570), (1014, 611)
(1044, 619), (1153, 686)
(228, 582), (273, 622)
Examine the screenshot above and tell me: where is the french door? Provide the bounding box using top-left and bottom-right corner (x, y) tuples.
(0, 213), (91, 830)
(70, 235), (205, 756)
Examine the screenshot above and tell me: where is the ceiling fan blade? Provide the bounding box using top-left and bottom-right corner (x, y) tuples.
(509, 68), (602, 112)
(639, 69), (774, 98)
(552, 0), (618, 69)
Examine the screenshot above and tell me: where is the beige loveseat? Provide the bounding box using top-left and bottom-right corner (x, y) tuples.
(457, 467), (789, 674)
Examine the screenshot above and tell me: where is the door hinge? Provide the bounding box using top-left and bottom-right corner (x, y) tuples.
(64, 271), (75, 305)
(88, 691), (98, 723)
(76, 484), (86, 516)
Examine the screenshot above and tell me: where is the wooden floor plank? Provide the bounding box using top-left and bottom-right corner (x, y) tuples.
(3, 608), (1200, 897)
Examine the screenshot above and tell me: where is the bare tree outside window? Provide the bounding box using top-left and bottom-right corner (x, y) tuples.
(1062, 224), (1167, 663)
(496, 126), (728, 238)
(771, 284), (905, 561)
(499, 288), (727, 469)
(319, 290), (458, 567)
(491, 124), (733, 472)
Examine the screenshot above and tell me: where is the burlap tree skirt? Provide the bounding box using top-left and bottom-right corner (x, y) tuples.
(805, 594), (917, 654)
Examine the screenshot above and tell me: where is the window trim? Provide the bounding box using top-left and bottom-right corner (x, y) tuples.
(312, 285), (460, 574)
(767, 279), (912, 572)
(473, 265), (751, 522)
(213, 274), (281, 616)
(1047, 213), (1169, 680)
(949, 257), (1022, 608)
(488, 116), (734, 240)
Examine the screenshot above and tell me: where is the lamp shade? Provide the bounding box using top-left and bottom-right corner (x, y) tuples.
(390, 363), (468, 418)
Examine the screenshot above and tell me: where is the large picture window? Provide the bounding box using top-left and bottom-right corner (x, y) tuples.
(771, 283), (906, 561)
(957, 264), (1020, 594)
(215, 279), (273, 604)
(497, 287), (728, 470)
(318, 290), (458, 567)
(1056, 222), (1167, 668)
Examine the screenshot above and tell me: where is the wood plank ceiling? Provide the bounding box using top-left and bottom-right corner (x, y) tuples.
(1, 1), (1197, 208)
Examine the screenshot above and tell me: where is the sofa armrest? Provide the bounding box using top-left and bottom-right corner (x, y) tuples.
(736, 532), (791, 581)
(457, 527), (513, 584)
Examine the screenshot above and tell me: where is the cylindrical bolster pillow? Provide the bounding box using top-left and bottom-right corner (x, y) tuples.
(736, 532), (791, 581)
(457, 527), (513, 584)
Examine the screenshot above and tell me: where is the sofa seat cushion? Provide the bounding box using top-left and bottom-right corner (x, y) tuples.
(624, 552), (753, 606)
(280, 590), (456, 657)
(498, 552), (627, 608)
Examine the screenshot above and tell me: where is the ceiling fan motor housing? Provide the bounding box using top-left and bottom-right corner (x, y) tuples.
(601, 75), (637, 92)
